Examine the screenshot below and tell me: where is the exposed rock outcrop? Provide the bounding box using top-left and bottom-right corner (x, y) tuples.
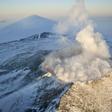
(58, 72), (112, 112)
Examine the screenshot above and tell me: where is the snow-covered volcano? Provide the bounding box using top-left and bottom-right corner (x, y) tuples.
(0, 15), (56, 43)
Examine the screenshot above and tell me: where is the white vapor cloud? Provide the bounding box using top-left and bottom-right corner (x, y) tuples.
(42, 0), (111, 83)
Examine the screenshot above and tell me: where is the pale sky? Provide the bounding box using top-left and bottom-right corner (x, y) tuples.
(0, 0), (112, 20)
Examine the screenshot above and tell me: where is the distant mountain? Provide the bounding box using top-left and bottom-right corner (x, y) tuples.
(92, 16), (112, 39)
(0, 15), (56, 43)
(0, 19), (15, 30)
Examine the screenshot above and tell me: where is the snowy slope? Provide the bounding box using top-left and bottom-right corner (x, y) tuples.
(0, 33), (71, 112)
(0, 15), (56, 43)
(0, 17), (112, 111)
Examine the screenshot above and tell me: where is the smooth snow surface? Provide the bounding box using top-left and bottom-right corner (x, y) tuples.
(0, 15), (56, 43)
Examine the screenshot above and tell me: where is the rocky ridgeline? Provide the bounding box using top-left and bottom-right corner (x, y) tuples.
(19, 32), (54, 41)
(0, 32), (55, 45)
(58, 72), (112, 112)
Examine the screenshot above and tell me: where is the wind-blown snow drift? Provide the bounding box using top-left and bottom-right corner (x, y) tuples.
(42, 0), (111, 83)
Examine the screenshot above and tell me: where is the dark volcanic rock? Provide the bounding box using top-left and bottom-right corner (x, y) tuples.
(40, 32), (54, 39)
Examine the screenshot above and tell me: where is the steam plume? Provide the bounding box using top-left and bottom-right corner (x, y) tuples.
(42, 0), (111, 83)
(54, 0), (89, 35)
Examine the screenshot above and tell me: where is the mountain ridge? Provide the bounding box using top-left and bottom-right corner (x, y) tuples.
(0, 15), (56, 43)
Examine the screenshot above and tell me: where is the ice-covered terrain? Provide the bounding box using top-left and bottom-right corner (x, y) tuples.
(0, 32), (73, 112)
(0, 14), (112, 112)
(0, 15), (56, 43)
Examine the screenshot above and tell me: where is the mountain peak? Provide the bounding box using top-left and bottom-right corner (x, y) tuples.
(22, 15), (53, 22)
(29, 15), (41, 18)
(0, 15), (56, 43)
